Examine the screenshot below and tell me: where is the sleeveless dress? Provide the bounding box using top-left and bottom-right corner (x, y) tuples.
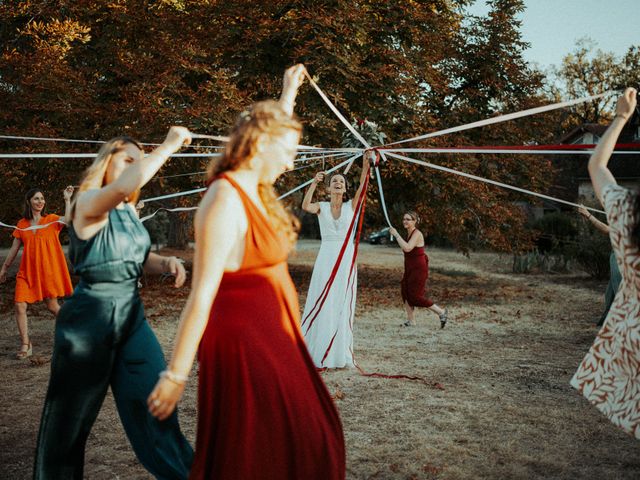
(34, 206), (193, 480)
(191, 176), (345, 479)
(401, 229), (434, 308)
(12, 213), (72, 303)
(571, 184), (640, 439)
(301, 201), (357, 369)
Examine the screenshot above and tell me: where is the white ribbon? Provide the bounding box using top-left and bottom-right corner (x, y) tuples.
(382, 147), (637, 155)
(385, 151), (605, 214)
(139, 207), (198, 223)
(277, 153), (362, 200)
(0, 219), (67, 232)
(385, 90), (618, 146)
(142, 187), (207, 203)
(0, 134), (224, 150)
(303, 71), (371, 150)
(375, 151), (394, 227)
(0, 153), (223, 159)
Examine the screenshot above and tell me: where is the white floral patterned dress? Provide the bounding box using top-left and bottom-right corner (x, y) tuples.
(571, 183), (640, 439)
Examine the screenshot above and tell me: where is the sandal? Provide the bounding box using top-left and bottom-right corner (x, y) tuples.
(16, 342), (32, 359)
(439, 309), (449, 329)
(400, 321), (414, 327)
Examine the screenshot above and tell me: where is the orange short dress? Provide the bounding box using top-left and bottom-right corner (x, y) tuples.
(12, 214), (73, 303)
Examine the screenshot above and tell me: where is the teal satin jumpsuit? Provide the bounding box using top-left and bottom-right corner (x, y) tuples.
(34, 206), (193, 479)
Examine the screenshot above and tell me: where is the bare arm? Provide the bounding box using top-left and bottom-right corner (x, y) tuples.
(389, 228), (423, 253)
(144, 252), (187, 288)
(147, 181), (243, 420)
(351, 151), (373, 210)
(279, 64), (306, 116)
(76, 126), (191, 221)
(588, 88), (637, 204)
(0, 237), (22, 283)
(302, 172), (324, 214)
(578, 205), (610, 234)
(59, 185), (74, 224)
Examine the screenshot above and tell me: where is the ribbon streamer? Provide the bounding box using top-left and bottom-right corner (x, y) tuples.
(385, 151), (605, 214)
(0, 219), (66, 232)
(385, 90), (618, 146)
(277, 153), (362, 200)
(139, 207), (198, 223)
(381, 147), (638, 155)
(0, 134), (224, 150)
(303, 71), (371, 150)
(374, 151), (393, 227)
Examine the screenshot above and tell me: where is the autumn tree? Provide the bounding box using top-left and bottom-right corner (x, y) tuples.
(0, 0), (563, 252)
(550, 38), (640, 128)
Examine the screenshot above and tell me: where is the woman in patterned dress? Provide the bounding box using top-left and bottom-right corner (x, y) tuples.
(570, 87), (640, 439)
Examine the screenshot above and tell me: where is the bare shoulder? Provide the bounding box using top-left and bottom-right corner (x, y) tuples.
(196, 179), (245, 231)
(75, 190), (106, 219)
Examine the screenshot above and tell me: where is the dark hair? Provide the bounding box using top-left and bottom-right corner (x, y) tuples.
(329, 173), (350, 202)
(23, 188), (45, 220)
(633, 193), (640, 249)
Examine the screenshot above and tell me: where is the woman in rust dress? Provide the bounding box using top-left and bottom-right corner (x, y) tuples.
(390, 211), (448, 328)
(148, 65), (345, 479)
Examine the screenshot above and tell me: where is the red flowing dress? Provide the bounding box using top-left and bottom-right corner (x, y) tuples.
(190, 175), (345, 480)
(400, 229), (434, 308)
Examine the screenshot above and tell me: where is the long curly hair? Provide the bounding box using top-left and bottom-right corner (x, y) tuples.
(207, 100), (302, 248)
(71, 136), (143, 219)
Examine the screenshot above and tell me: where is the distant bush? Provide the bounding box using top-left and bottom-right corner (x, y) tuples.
(512, 211), (610, 278)
(567, 228), (611, 279)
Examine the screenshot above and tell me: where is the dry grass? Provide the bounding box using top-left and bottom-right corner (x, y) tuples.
(0, 241), (638, 479)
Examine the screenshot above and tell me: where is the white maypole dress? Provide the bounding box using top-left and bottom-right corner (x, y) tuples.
(301, 201), (358, 368)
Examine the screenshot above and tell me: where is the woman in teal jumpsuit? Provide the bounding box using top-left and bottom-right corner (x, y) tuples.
(34, 128), (194, 480)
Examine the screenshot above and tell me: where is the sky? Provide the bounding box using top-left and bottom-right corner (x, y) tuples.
(466, 0), (639, 70)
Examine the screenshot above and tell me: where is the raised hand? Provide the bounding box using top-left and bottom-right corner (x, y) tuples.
(164, 126), (192, 149)
(577, 205), (590, 218)
(63, 186), (74, 201)
(282, 64), (306, 95)
(615, 87), (637, 122)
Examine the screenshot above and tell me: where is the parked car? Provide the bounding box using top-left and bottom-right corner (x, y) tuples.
(367, 227), (395, 245)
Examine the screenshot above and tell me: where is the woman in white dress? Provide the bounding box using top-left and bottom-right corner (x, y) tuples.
(301, 152), (373, 368)
(570, 87), (640, 439)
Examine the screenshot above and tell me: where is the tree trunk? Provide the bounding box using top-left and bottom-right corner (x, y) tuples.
(167, 211), (192, 249)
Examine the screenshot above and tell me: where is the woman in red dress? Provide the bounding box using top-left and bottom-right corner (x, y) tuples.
(0, 187), (74, 358)
(390, 211), (448, 328)
(148, 65), (345, 479)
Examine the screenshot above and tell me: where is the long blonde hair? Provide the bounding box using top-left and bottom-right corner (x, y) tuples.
(208, 100), (302, 248)
(71, 136), (143, 219)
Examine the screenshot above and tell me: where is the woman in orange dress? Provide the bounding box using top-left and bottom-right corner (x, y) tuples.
(148, 65), (346, 479)
(0, 187), (74, 358)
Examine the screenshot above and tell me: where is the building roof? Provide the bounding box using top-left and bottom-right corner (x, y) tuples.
(558, 124), (608, 144)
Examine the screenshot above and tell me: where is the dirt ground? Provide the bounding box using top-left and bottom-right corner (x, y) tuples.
(1, 241), (638, 479)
